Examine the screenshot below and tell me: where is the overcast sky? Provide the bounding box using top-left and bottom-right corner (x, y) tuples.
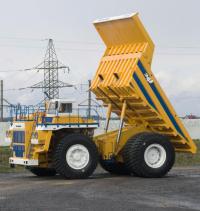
(0, 0), (200, 116)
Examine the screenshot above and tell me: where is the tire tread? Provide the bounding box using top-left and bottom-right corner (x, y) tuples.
(123, 132), (175, 178)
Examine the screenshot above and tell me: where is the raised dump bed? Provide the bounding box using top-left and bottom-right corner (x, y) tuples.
(91, 13), (196, 154)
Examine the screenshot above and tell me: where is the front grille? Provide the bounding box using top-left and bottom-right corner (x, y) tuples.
(13, 145), (25, 157)
(13, 131), (25, 143)
(12, 131), (25, 157)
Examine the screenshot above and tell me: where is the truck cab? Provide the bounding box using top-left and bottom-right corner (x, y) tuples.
(6, 99), (99, 177)
(46, 99), (74, 117)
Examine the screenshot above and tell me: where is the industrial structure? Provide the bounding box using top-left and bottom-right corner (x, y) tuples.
(30, 39), (73, 101)
(0, 39), (74, 121)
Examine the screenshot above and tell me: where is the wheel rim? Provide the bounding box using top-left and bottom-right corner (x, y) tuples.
(66, 144), (90, 170)
(144, 144), (166, 168)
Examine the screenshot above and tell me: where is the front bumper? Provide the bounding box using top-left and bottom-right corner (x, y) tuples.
(9, 157), (39, 166)
(5, 137), (12, 144)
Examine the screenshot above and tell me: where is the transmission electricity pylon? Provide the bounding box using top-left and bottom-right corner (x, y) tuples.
(30, 39), (73, 101)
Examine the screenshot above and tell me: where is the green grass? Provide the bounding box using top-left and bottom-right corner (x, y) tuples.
(175, 140), (200, 166)
(0, 140), (200, 173)
(0, 146), (25, 173)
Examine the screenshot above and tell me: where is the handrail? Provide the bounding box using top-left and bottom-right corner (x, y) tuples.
(8, 104), (100, 125)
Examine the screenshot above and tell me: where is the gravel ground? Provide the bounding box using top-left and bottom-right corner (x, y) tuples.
(0, 166), (200, 211)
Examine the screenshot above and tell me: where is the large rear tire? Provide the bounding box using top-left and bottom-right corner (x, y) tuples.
(28, 167), (57, 177)
(99, 158), (130, 175)
(122, 132), (175, 178)
(54, 134), (98, 179)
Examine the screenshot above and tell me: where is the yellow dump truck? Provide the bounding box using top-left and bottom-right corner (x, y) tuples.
(6, 13), (196, 178)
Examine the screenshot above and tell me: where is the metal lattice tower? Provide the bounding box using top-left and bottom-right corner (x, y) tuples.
(30, 39), (73, 101)
(44, 39), (59, 99)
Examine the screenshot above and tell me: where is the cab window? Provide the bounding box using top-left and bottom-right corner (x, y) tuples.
(59, 103), (72, 113)
(47, 102), (58, 114)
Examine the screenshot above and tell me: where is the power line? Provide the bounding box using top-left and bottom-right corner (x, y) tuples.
(0, 61), (69, 73)
(0, 36), (200, 49)
(4, 87), (28, 92)
(1, 40), (200, 74)
(155, 53), (200, 56)
(0, 36), (45, 41)
(0, 67), (40, 73)
(1, 43), (200, 54)
(3, 82), (87, 92)
(0, 36), (103, 45)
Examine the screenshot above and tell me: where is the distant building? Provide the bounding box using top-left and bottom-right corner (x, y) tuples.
(182, 114), (199, 119)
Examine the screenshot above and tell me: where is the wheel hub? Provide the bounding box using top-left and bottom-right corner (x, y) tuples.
(144, 144), (166, 168)
(66, 144), (90, 170)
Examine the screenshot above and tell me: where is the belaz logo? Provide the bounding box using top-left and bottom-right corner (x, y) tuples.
(144, 73), (154, 84)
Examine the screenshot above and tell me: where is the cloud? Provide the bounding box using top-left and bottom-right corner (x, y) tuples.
(1, 0), (200, 116)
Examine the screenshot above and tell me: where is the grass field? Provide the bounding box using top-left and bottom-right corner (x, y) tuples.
(0, 146), (25, 173)
(0, 140), (200, 173)
(175, 140), (200, 166)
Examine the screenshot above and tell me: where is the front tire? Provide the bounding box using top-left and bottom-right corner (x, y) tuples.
(54, 134), (98, 179)
(123, 132), (175, 178)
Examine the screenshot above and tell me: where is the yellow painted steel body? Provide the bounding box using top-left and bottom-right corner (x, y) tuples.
(91, 13), (196, 160)
(9, 114), (96, 167)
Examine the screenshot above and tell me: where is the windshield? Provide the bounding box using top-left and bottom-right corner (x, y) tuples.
(59, 103), (72, 113)
(47, 102), (57, 114)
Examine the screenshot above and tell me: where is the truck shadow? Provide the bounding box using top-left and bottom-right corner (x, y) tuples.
(21, 171), (178, 181)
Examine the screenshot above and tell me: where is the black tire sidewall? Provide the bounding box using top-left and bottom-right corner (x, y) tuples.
(123, 133), (175, 178)
(139, 137), (175, 177)
(55, 134), (98, 179)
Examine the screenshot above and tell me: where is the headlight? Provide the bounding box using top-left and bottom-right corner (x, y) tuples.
(6, 130), (12, 138)
(31, 132), (38, 139)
